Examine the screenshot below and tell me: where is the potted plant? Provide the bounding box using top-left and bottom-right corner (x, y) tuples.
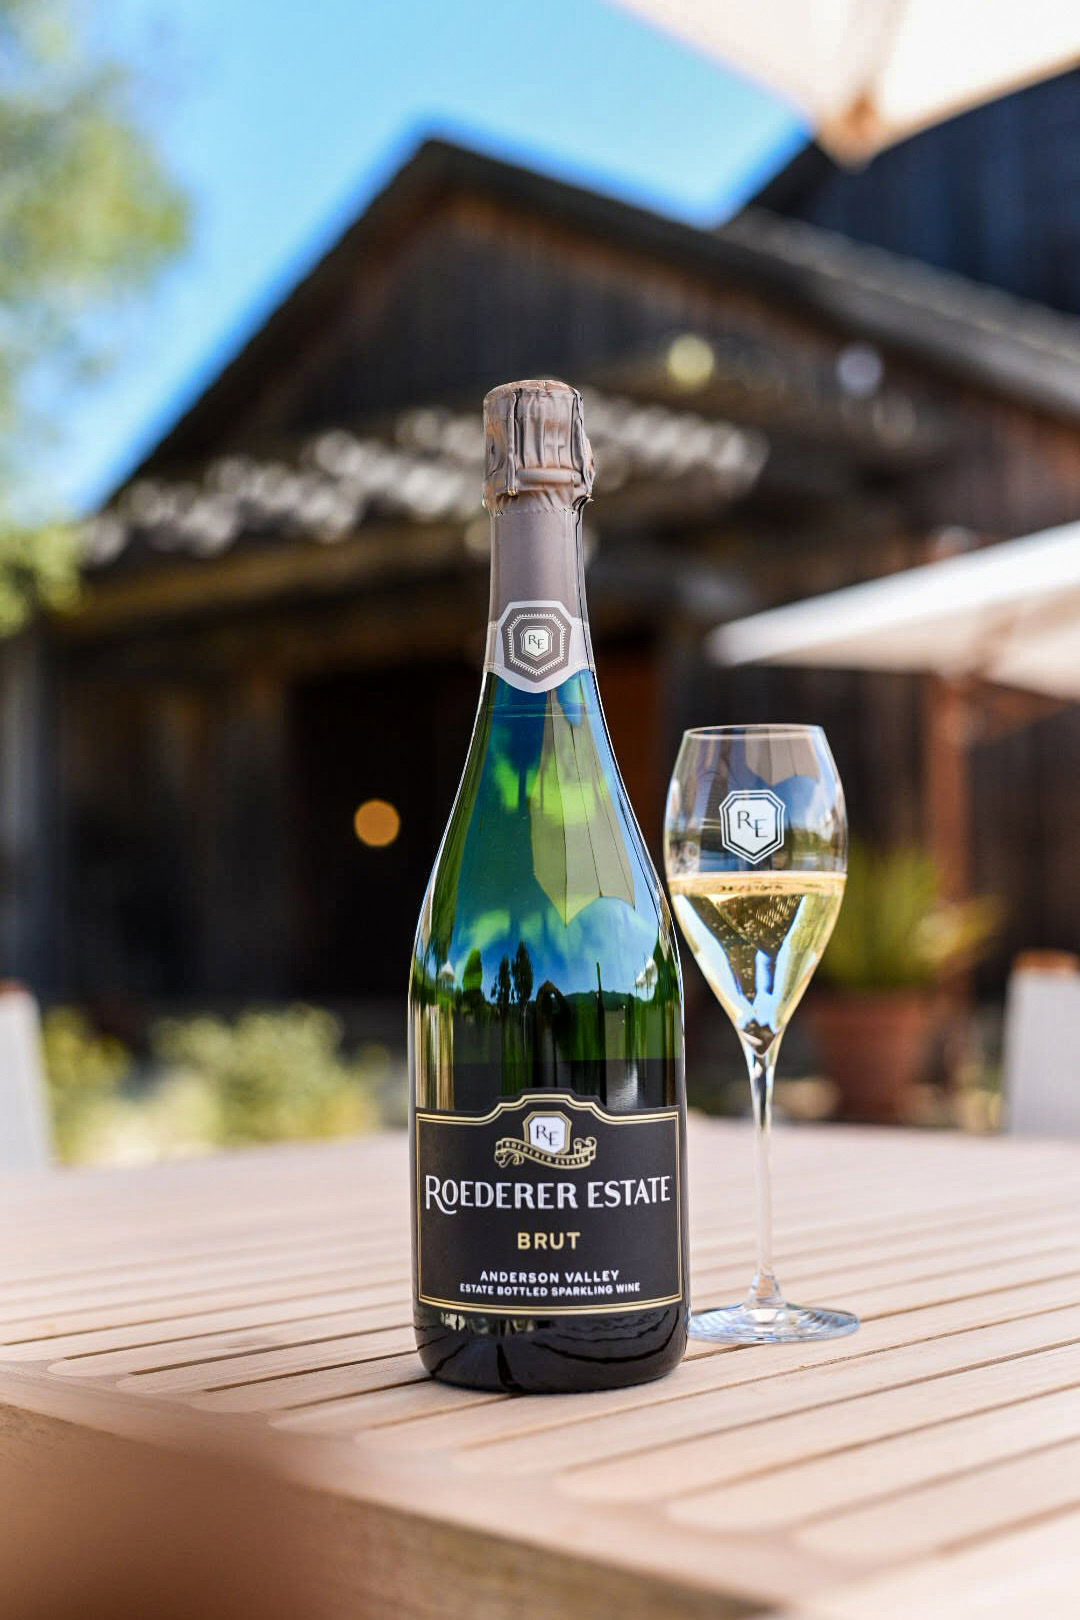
(807, 845), (1000, 1123)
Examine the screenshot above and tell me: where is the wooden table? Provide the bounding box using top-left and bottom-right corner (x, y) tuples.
(2, 1119), (1079, 1618)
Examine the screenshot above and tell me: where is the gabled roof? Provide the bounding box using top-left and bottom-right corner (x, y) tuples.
(126, 136), (1080, 494)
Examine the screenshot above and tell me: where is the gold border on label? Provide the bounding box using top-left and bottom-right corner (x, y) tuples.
(415, 1093), (679, 1128)
(415, 1091), (684, 1317)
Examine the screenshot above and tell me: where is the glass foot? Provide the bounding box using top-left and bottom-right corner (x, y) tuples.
(689, 1300), (859, 1344)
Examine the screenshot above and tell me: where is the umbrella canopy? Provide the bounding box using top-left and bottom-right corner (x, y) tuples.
(707, 524), (1080, 701)
(613, 1), (1080, 161)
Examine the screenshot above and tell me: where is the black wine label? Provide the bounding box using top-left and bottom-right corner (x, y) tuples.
(414, 1091), (682, 1316)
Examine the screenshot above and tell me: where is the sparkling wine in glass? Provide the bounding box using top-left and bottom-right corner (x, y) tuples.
(664, 724), (858, 1343)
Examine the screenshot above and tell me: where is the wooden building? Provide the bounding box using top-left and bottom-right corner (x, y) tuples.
(3, 138), (1080, 1033)
(755, 68), (1080, 318)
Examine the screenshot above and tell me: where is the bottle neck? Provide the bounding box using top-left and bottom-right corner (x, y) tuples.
(483, 506), (594, 694)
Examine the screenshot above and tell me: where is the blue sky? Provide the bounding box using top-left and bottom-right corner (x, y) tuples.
(48, 0), (802, 516)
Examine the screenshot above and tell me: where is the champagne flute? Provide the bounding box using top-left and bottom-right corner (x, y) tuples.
(664, 724), (857, 1343)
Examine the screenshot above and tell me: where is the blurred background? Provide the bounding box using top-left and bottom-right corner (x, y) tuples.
(2, 0), (1078, 1164)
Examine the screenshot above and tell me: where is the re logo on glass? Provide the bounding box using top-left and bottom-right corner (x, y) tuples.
(718, 789), (786, 863)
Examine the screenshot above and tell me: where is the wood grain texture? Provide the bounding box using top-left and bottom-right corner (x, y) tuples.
(1, 1120), (1078, 1618)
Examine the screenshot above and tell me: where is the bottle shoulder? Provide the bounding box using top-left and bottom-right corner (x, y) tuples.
(412, 672), (680, 1005)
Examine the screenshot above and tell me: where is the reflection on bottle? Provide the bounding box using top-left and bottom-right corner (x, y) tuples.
(460, 948), (485, 1017)
(534, 979), (568, 1091)
(530, 690), (634, 924)
(492, 955), (512, 1012)
(511, 940), (533, 1006)
(409, 668), (680, 1110)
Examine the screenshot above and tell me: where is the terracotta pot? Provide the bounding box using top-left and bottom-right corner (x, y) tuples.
(805, 990), (938, 1124)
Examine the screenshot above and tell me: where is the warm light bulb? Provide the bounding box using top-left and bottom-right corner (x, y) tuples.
(354, 799), (401, 847)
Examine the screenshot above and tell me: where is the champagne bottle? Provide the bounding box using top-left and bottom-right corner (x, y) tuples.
(409, 380), (688, 1392)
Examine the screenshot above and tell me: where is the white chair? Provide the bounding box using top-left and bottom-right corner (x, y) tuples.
(1003, 953), (1080, 1137)
(0, 985), (52, 1169)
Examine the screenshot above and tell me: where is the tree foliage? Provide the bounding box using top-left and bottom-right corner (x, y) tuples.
(0, 0), (188, 632)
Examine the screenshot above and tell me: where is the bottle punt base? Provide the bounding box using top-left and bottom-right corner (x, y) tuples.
(689, 1300), (859, 1344)
(415, 1305), (687, 1393)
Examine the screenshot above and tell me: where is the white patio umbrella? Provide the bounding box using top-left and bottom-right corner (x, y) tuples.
(708, 523), (1080, 915)
(708, 523), (1080, 703)
(613, 1), (1080, 161)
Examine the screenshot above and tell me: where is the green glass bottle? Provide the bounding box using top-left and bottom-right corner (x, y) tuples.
(410, 380), (688, 1392)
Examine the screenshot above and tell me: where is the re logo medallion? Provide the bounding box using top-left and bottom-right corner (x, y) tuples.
(527, 1113), (569, 1155)
(521, 625), (552, 659)
(502, 605), (573, 683)
(493, 1109), (598, 1170)
(719, 789), (785, 863)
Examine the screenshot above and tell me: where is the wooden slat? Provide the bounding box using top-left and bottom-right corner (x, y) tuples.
(0, 1273), (406, 1345)
(354, 1276), (1080, 1450)
(797, 1437), (1080, 1563)
(680, 1383), (1080, 1534)
(0, 1291), (398, 1361)
(1, 1119), (1079, 1620)
(457, 1309), (1080, 1490)
(784, 1508), (1080, 1619)
(51, 1311), (412, 1380)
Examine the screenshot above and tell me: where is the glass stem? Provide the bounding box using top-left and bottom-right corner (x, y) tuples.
(744, 1036), (783, 1310)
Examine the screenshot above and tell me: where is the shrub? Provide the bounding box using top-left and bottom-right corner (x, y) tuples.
(151, 1006), (382, 1147)
(43, 1004), (387, 1165)
(41, 1008), (131, 1161)
(818, 844), (1002, 992)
